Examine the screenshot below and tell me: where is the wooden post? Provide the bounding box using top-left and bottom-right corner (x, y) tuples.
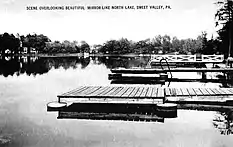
(228, 19), (232, 58)
(202, 72), (206, 79)
(223, 72), (226, 79)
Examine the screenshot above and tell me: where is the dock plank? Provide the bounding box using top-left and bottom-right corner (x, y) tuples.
(211, 88), (222, 95)
(151, 88), (158, 98)
(180, 88), (189, 96)
(101, 87), (118, 97)
(192, 88), (203, 96)
(61, 86), (85, 96)
(114, 87), (129, 97)
(222, 88), (233, 95)
(157, 88), (164, 98)
(127, 87), (139, 97)
(205, 88), (215, 95)
(108, 87), (124, 97)
(199, 88), (210, 96)
(84, 86), (101, 95)
(146, 87), (154, 97)
(123, 87), (136, 97)
(170, 88), (176, 96)
(89, 87), (107, 96)
(95, 87), (113, 96)
(217, 88), (229, 95)
(140, 87), (149, 97)
(70, 87), (86, 95)
(86, 86), (106, 96)
(85, 86), (101, 96)
(78, 86), (99, 96)
(226, 88), (233, 93)
(135, 87), (144, 97)
(165, 88), (171, 96)
(77, 86), (94, 95)
(71, 86), (91, 96)
(187, 88), (196, 96)
(175, 88), (183, 96)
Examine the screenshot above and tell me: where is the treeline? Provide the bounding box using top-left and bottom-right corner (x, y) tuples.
(0, 33), (91, 55)
(97, 33), (220, 55)
(0, 31), (222, 55)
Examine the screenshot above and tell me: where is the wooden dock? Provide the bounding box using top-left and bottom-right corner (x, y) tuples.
(58, 86), (233, 105)
(109, 76), (233, 83)
(58, 86), (165, 99)
(111, 67), (233, 74)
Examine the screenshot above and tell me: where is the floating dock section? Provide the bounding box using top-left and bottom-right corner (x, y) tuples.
(110, 68), (233, 74)
(51, 86), (233, 122)
(57, 86), (233, 105)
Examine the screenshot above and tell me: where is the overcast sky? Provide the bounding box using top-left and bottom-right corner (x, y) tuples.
(0, 0), (219, 45)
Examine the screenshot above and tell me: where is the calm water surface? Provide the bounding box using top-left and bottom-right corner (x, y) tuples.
(0, 56), (233, 147)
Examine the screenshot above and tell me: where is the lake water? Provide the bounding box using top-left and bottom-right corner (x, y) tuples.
(0, 56), (233, 147)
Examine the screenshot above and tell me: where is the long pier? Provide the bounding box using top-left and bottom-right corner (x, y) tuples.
(57, 86), (233, 105)
(51, 86), (233, 122)
(111, 67), (233, 74)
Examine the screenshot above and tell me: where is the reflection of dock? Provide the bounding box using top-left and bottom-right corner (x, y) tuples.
(55, 99), (166, 122)
(58, 86), (233, 105)
(57, 111), (164, 122)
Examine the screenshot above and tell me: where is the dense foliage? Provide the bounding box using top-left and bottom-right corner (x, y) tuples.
(215, 0), (233, 57)
(0, 32), (222, 55)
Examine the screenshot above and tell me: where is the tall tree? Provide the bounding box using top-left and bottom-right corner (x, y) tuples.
(215, 0), (233, 57)
(21, 34), (51, 53)
(80, 41), (90, 53)
(0, 33), (20, 55)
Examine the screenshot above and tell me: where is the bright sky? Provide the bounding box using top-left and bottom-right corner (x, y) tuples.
(0, 0), (219, 45)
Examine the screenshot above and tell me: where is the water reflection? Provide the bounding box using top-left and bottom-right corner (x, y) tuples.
(0, 56), (21, 77)
(178, 104), (233, 135)
(0, 56), (151, 77)
(0, 56), (91, 77)
(213, 110), (233, 135)
(53, 103), (167, 122)
(58, 111), (165, 122)
(98, 56), (150, 69)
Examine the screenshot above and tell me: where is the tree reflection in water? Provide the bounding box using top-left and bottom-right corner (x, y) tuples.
(0, 56), (152, 77)
(0, 56), (92, 77)
(98, 56), (150, 69)
(0, 56), (21, 77)
(213, 109), (233, 135)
